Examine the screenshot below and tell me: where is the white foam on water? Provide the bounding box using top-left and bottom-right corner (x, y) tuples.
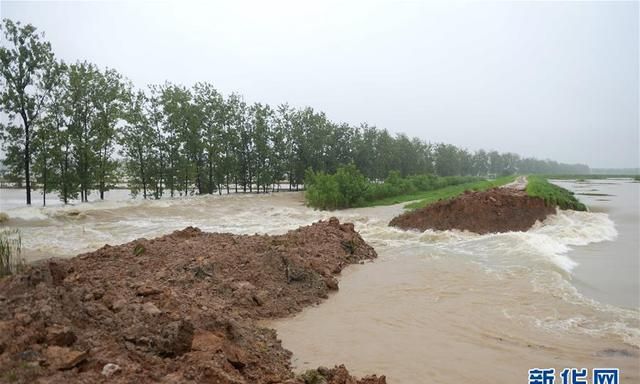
(531, 209), (618, 246)
(363, 207), (636, 346)
(5, 189), (637, 349)
(3, 206), (50, 221)
(524, 271), (640, 347)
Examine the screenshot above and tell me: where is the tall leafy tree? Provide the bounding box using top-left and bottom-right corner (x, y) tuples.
(251, 103), (274, 193)
(146, 85), (168, 198)
(0, 19), (55, 205)
(92, 68), (128, 200)
(120, 91), (155, 198)
(66, 61), (99, 202)
(32, 60), (67, 206)
(193, 82), (224, 194)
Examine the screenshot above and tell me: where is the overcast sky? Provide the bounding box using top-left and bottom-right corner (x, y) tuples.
(2, 1), (638, 168)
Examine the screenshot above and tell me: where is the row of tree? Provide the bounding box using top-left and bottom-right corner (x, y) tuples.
(0, 19), (590, 206)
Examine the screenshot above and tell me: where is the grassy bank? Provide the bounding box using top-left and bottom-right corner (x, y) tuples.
(525, 175), (587, 211)
(402, 176), (516, 210)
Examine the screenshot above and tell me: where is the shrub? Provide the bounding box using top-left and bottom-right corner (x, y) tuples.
(305, 164), (369, 209)
(334, 164), (368, 208)
(304, 170), (341, 210)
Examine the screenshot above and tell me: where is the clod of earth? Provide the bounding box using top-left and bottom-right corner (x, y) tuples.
(390, 187), (556, 234)
(0, 218), (384, 383)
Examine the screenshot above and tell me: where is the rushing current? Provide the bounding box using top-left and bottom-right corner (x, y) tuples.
(1, 179), (638, 383)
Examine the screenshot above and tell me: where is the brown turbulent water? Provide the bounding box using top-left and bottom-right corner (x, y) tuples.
(1, 179), (639, 383)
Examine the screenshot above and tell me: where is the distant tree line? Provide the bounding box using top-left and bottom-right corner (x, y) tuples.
(0, 19), (590, 206)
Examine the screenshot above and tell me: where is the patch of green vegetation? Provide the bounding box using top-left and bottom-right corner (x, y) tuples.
(304, 164), (485, 210)
(304, 164), (368, 210)
(526, 175), (587, 211)
(403, 176), (516, 210)
(133, 243), (146, 256)
(0, 229), (23, 278)
(299, 370), (327, 384)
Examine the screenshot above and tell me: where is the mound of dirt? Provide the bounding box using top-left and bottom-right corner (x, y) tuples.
(0, 218), (386, 384)
(389, 188), (555, 234)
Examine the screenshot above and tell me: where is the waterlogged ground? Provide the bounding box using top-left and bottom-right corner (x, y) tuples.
(0, 179), (639, 383)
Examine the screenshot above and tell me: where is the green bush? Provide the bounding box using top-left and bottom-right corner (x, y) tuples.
(334, 164), (368, 208)
(304, 169), (342, 210)
(305, 164), (368, 209)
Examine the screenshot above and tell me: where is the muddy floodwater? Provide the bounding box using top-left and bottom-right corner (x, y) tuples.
(1, 179), (639, 383)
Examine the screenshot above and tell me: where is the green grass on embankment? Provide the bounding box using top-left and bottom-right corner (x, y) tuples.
(525, 175), (587, 211)
(402, 176), (516, 210)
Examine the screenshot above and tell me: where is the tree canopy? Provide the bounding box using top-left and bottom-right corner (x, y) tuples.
(0, 19), (591, 206)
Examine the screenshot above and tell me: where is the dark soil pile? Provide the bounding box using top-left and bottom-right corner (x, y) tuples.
(389, 188), (556, 234)
(0, 218), (386, 384)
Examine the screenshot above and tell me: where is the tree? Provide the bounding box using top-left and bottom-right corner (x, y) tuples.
(66, 61), (99, 202)
(146, 85), (168, 198)
(472, 150), (489, 176)
(251, 103), (274, 193)
(120, 91), (155, 198)
(32, 60), (67, 206)
(92, 68), (128, 200)
(434, 143), (461, 176)
(193, 82), (224, 194)
(0, 19), (55, 205)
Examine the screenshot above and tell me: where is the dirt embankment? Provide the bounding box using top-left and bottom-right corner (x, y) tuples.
(389, 187), (555, 234)
(0, 218), (386, 384)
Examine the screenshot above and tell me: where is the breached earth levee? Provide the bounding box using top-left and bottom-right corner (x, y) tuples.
(0, 218), (386, 384)
(1, 179), (639, 383)
(388, 186), (556, 234)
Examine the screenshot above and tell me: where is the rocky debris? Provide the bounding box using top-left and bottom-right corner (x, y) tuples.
(299, 365), (387, 384)
(390, 187), (556, 234)
(45, 325), (77, 347)
(0, 218), (380, 383)
(142, 302), (162, 315)
(43, 346), (87, 370)
(101, 363), (121, 377)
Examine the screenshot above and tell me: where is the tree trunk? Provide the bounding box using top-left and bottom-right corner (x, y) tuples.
(63, 149), (69, 204)
(22, 114), (32, 205)
(42, 160), (47, 207)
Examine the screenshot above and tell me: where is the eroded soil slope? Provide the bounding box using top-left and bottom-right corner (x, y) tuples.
(389, 188), (555, 234)
(0, 218), (385, 384)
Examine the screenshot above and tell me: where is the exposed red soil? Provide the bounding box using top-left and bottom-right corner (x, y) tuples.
(0, 218), (386, 384)
(389, 188), (556, 234)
